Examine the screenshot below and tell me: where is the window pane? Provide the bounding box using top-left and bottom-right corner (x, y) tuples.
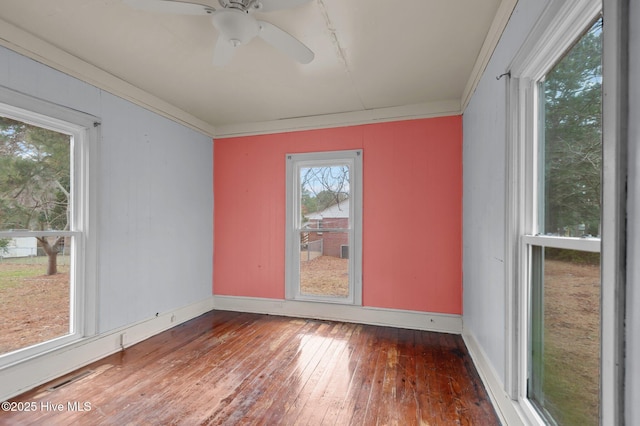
(300, 231), (349, 298)
(300, 165), (350, 229)
(0, 238), (72, 355)
(540, 19), (602, 237)
(297, 162), (351, 299)
(0, 114), (73, 356)
(529, 247), (600, 425)
(0, 117), (71, 232)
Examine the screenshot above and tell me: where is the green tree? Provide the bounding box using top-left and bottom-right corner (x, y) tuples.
(0, 238), (9, 255)
(314, 190), (347, 212)
(0, 116), (71, 274)
(300, 186), (317, 219)
(543, 19), (602, 237)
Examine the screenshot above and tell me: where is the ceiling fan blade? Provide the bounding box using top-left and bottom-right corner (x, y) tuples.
(123, 0), (215, 15)
(212, 36), (237, 66)
(257, 21), (314, 64)
(255, 0), (312, 13)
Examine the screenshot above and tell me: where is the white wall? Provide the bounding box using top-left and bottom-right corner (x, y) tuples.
(0, 45), (213, 398)
(98, 93), (213, 332)
(462, 0), (549, 384)
(627, 0), (639, 423)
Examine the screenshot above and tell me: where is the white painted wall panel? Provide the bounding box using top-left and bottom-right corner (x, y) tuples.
(0, 45), (214, 334)
(462, 0), (549, 384)
(627, 0), (639, 422)
(98, 95), (213, 331)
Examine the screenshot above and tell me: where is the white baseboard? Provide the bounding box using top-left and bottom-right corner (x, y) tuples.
(0, 297), (215, 402)
(462, 328), (528, 426)
(212, 295), (462, 334)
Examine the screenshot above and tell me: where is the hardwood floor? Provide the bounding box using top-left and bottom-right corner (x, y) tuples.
(1, 311), (500, 425)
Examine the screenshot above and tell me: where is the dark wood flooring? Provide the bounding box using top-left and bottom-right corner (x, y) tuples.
(1, 310), (500, 425)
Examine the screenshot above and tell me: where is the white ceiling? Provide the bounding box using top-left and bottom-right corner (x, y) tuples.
(0, 0), (513, 137)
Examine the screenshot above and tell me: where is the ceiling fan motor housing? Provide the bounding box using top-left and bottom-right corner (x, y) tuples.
(211, 8), (259, 46)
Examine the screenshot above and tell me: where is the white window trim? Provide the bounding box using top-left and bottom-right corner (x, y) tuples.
(599, 0), (628, 424)
(0, 86), (98, 368)
(521, 235), (601, 253)
(285, 150), (362, 305)
(503, 1), (626, 425)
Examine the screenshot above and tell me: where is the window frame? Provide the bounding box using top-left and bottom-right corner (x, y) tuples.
(285, 149), (362, 305)
(504, 0), (626, 424)
(0, 86), (98, 367)
(526, 29), (604, 421)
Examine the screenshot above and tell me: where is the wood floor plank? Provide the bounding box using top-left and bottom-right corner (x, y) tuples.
(311, 323), (358, 423)
(143, 314), (278, 423)
(186, 318), (315, 425)
(331, 324), (382, 425)
(212, 321), (320, 424)
(322, 323), (373, 426)
(0, 311), (500, 425)
(200, 316), (315, 425)
(255, 320), (335, 423)
(108, 311), (272, 423)
(361, 325), (396, 425)
(314, 324), (364, 426)
(392, 329), (420, 425)
(284, 321), (356, 425)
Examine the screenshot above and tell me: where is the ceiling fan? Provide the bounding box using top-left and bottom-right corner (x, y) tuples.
(123, 0), (315, 66)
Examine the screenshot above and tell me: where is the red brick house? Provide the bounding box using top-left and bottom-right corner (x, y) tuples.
(304, 199), (349, 258)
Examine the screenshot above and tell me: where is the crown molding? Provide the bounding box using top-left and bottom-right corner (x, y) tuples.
(213, 99), (461, 138)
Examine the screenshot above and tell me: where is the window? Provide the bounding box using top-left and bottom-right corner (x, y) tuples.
(285, 150), (362, 305)
(522, 19), (602, 425)
(526, 19), (602, 425)
(0, 87), (97, 366)
(526, 19), (603, 425)
(503, 0), (626, 424)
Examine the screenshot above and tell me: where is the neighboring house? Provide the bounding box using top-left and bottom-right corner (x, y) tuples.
(0, 237), (37, 258)
(304, 199), (349, 258)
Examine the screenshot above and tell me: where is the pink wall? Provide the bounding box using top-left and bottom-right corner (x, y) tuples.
(214, 116), (462, 314)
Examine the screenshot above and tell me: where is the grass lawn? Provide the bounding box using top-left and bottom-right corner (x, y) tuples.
(539, 259), (600, 425)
